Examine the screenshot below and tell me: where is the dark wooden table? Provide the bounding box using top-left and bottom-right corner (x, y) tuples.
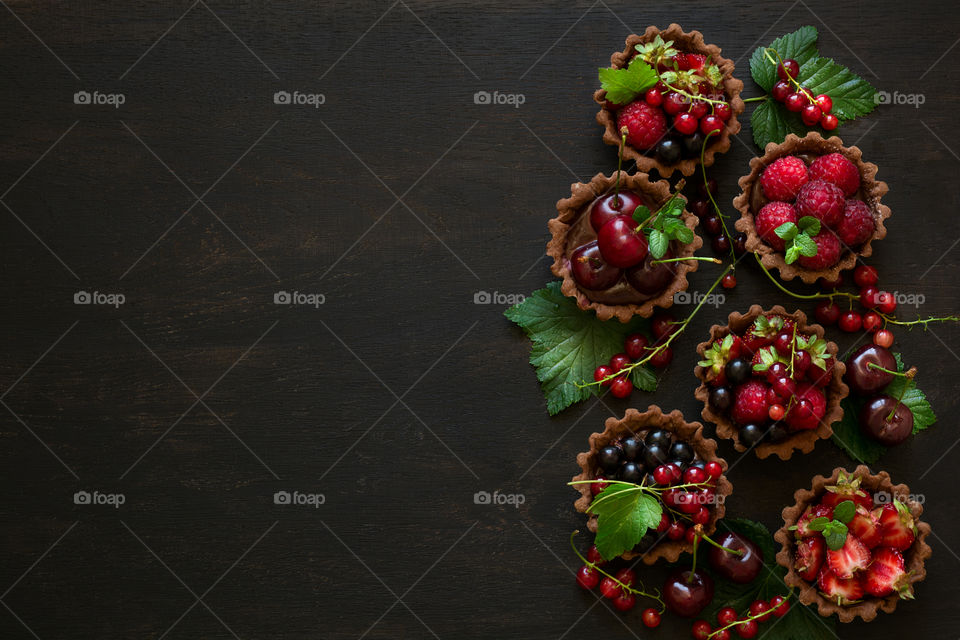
(1, 1), (957, 638)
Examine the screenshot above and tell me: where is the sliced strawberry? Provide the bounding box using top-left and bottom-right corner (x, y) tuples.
(821, 470), (873, 510)
(863, 547), (915, 599)
(794, 535), (825, 581)
(826, 533), (871, 579)
(848, 505), (883, 549)
(697, 334), (744, 385)
(818, 567), (864, 605)
(741, 333), (767, 355)
(795, 504), (833, 538)
(683, 53), (707, 71)
(874, 501), (917, 551)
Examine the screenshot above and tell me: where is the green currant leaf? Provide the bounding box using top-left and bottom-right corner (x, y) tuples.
(749, 26), (820, 91)
(800, 56), (879, 121)
(629, 364), (658, 392)
(831, 394), (886, 464)
(598, 57), (659, 105)
(885, 354), (937, 434)
(588, 484), (663, 560)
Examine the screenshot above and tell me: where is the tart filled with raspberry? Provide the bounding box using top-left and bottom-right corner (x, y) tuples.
(734, 132), (891, 283)
(595, 24), (745, 177)
(694, 305), (848, 460)
(775, 466), (931, 623)
(548, 171), (703, 322)
(572, 406), (733, 563)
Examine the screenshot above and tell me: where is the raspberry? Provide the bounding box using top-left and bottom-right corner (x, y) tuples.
(808, 153), (860, 197)
(760, 156), (808, 201)
(835, 199), (875, 247)
(731, 380), (770, 425)
(795, 180), (845, 228)
(755, 201), (798, 251)
(617, 100), (667, 150)
(797, 230), (842, 270)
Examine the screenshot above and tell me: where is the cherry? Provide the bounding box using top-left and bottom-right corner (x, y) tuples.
(692, 506), (711, 525)
(801, 104), (822, 126)
(650, 346), (674, 368)
(861, 395), (914, 445)
(862, 311), (882, 332)
(704, 461), (723, 479)
(699, 178), (719, 198)
(814, 300), (841, 325)
(576, 565), (600, 590)
(610, 376), (633, 398)
(717, 607), (738, 626)
(645, 87), (663, 107)
(736, 619), (758, 638)
(663, 569), (715, 617)
(586, 545), (605, 565)
(784, 92), (805, 112)
(766, 361), (788, 380)
(594, 365), (614, 386)
(771, 375), (795, 399)
(773, 331), (793, 354)
(838, 310), (862, 333)
(749, 599), (772, 622)
(664, 92), (689, 115)
(692, 620), (713, 640)
(845, 344), (896, 394)
(703, 215), (723, 235)
(571, 241), (622, 290)
(732, 231), (747, 255)
(642, 608), (662, 628)
(597, 216), (649, 268)
(612, 591), (636, 612)
(876, 291), (897, 314)
(625, 333), (650, 360)
(792, 350), (811, 376)
(721, 273), (737, 289)
(610, 353), (632, 372)
(777, 59), (800, 80)
(854, 265), (879, 287)
(820, 113), (838, 130)
(675, 112), (699, 135)
(708, 531), (764, 584)
(771, 80), (791, 102)
(814, 94), (833, 113)
(711, 234), (731, 253)
(652, 314), (677, 340)
(590, 191), (645, 231)
(657, 512), (671, 532)
(599, 576), (621, 599)
(874, 329), (894, 348)
(715, 102), (732, 122)
(700, 115), (724, 136)
(860, 285), (879, 309)
(626, 251), (677, 294)
(684, 527), (700, 544)
(769, 595), (790, 617)
(667, 521), (687, 541)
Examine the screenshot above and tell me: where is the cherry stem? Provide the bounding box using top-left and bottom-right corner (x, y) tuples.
(662, 81), (726, 106)
(569, 479), (716, 514)
(569, 530), (665, 610)
(615, 128), (627, 205)
(763, 48), (815, 103)
(752, 253), (857, 301)
(651, 256), (723, 265)
(699, 131), (737, 265)
(695, 530), (744, 556)
(688, 533), (699, 582)
(742, 96), (767, 103)
(707, 596), (791, 639)
(877, 313), (960, 328)
(867, 363), (917, 421)
(635, 180), (686, 233)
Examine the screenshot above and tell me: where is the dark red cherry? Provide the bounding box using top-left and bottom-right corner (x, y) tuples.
(860, 395), (914, 445)
(707, 532), (763, 584)
(844, 344), (896, 395)
(625, 250), (677, 294)
(589, 190), (645, 232)
(597, 215), (649, 268)
(663, 569), (714, 618)
(570, 241), (622, 290)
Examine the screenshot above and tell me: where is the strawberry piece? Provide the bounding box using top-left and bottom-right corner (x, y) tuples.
(848, 505), (883, 549)
(821, 471), (873, 510)
(817, 567), (864, 605)
(863, 547), (915, 599)
(874, 501), (917, 551)
(826, 533), (871, 579)
(794, 535), (825, 581)
(795, 504), (833, 538)
(698, 334), (743, 386)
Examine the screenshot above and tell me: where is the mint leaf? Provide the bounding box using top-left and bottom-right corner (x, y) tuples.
(749, 26), (820, 91)
(832, 500), (856, 524)
(775, 222), (799, 240)
(807, 516), (830, 532)
(648, 229), (669, 259)
(784, 244), (801, 264)
(798, 216), (821, 235)
(505, 282), (655, 414)
(588, 484), (662, 560)
(599, 57), (659, 105)
(794, 233), (818, 257)
(822, 522), (848, 550)
(632, 205), (651, 224)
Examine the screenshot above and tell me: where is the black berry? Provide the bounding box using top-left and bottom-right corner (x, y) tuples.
(709, 386), (732, 412)
(598, 445), (621, 473)
(724, 359), (751, 386)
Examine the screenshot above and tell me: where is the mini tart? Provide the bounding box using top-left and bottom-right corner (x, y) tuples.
(548, 171), (702, 322)
(774, 466), (932, 623)
(693, 305), (849, 460)
(733, 132), (891, 284)
(572, 405), (733, 563)
(594, 24), (745, 178)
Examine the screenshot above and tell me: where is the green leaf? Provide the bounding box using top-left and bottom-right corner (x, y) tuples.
(505, 282), (655, 414)
(775, 222), (798, 240)
(675, 226), (694, 244)
(598, 57), (659, 105)
(800, 56), (878, 121)
(832, 500), (856, 524)
(751, 98), (807, 150)
(632, 205), (651, 224)
(629, 364), (658, 392)
(749, 26), (820, 91)
(823, 522), (848, 550)
(798, 216), (821, 235)
(807, 516), (830, 532)
(886, 353), (937, 433)
(588, 484), (662, 560)
(648, 229), (669, 259)
(784, 243), (801, 264)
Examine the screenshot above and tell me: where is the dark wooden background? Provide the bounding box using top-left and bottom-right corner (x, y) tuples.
(1, 1), (957, 638)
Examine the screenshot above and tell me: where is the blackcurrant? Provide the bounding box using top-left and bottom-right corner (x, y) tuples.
(709, 386), (732, 412)
(645, 429), (673, 448)
(643, 443), (669, 470)
(724, 359), (751, 386)
(766, 424), (789, 443)
(621, 436), (643, 461)
(681, 132), (706, 158)
(739, 424), (765, 447)
(656, 138), (682, 164)
(668, 441), (694, 465)
(618, 461), (644, 483)
(598, 445), (621, 473)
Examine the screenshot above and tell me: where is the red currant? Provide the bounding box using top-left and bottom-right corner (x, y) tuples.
(692, 506), (711, 525)
(717, 607), (738, 626)
(642, 608), (662, 628)
(838, 310), (862, 333)
(610, 376), (633, 398)
(721, 273), (737, 289)
(689, 100), (709, 120)
(862, 311), (882, 333)
(594, 365), (614, 386)
(784, 92), (805, 112)
(653, 465), (673, 486)
(777, 59), (800, 80)
(576, 565), (600, 590)
(666, 520), (686, 541)
(644, 87), (663, 107)
(876, 291), (897, 314)
(771, 80), (791, 102)
(819, 274), (843, 290)
(853, 265), (879, 287)
(860, 285), (879, 309)
(769, 595), (790, 617)
(801, 104), (822, 126)
(692, 620), (713, 640)
(610, 353), (632, 372)
(684, 527), (699, 544)
(714, 631), (731, 640)
(614, 568), (636, 587)
(652, 314), (675, 339)
(874, 329), (894, 348)
(599, 576), (621, 599)
(820, 113), (838, 130)
(700, 114), (724, 136)
(715, 102), (732, 121)
(586, 545), (605, 565)
(736, 619), (758, 638)
(612, 591), (636, 612)
(814, 299), (841, 325)
(591, 476), (609, 495)
(749, 599), (771, 622)
(684, 466), (707, 484)
(768, 403), (786, 421)
(624, 333), (649, 359)
(656, 512), (671, 532)
(814, 94), (833, 113)
(649, 346), (673, 368)
(675, 112), (700, 135)
(664, 92), (689, 115)
(704, 461), (723, 479)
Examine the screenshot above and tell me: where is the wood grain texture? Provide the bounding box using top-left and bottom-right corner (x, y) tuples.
(1, 1), (958, 638)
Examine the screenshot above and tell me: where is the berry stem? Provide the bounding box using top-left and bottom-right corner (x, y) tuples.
(741, 96), (767, 103)
(615, 128), (627, 205)
(752, 253), (857, 301)
(662, 82), (727, 107)
(688, 533), (700, 582)
(699, 130), (737, 265)
(650, 256), (723, 265)
(878, 313), (960, 328)
(707, 597), (791, 639)
(570, 530), (665, 610)
(762, 48), (815, 103)
(694, 528), (745, 556)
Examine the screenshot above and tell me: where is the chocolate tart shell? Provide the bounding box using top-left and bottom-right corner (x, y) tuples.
(733, 132), (891, 284)
(693, 305), (848, 460)
(594, 24), (745, 178)
(572, 405), (733, 563)
(774, 465), (932, 623)
(548, 171), (702, 323)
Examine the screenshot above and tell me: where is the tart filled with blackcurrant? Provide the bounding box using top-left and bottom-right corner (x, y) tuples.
(595, 24), (745, 177)
(734, 132), (891, 283)
(775, 466), (931, 623)
(694, 305), (848, 460)
(548, 171), (703, 322)
(571, 406), (732, 563)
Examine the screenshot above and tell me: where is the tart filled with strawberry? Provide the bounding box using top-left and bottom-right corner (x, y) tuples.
(734, 132), (890, 283)
(694, 305), (848, 459)
(548, 171), (705, 322)
(775, 466), (931, 623)
(571, 406), (732, 563)
(595, 24), (744, 177)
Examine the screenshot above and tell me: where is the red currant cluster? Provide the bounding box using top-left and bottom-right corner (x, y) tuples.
(649, 462), (724, 545)
(691, 598), (790, 640)
(770, 58), (837, 130)
(813, 264), (896, 347)
(593, 314), (677, 398)
(574, 541), (663, 622)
